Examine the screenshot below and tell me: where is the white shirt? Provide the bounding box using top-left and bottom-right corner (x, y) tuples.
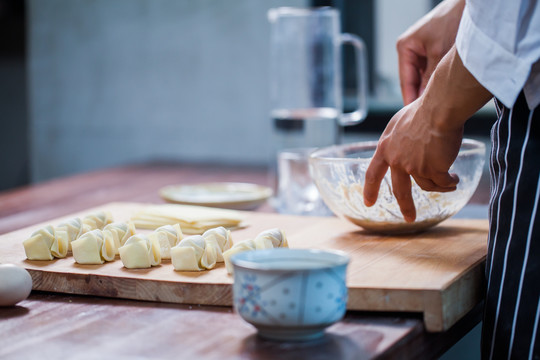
(456, 0), (540, 109)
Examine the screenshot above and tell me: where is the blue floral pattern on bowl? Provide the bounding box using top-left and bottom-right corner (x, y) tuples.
(232, 248), (349, 340)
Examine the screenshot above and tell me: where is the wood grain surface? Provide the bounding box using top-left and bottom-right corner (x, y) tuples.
(2, 292), (482, 360)
(0, 163), (491, 359)
(0, 201), (488, 332)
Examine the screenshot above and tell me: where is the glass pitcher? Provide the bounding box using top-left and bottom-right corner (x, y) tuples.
(268, 7), (368, 215)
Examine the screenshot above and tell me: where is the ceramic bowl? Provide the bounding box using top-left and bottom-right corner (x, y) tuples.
(231, 248), (349, 341)
(309, 138), (486, 234)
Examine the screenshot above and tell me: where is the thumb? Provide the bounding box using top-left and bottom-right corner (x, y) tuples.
(432, 172), (460, 188)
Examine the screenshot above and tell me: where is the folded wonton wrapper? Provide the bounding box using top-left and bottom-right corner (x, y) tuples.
(149, 224), (184, 260)
(71, 229), (116, 265)
(103, 221), (137, 255)
(171, 235), (218, 271)
(118, 234), (161, 269)
(56, 217), (84, 252)
(201, 226), (232, 262)
(82, 211), (114, 234)
(23, 225), (58, 261)
(253, 228), (288, 250)
(130, 204), (245, 234)
(223, 228), (288, 274)
(223, 239), (256, 274)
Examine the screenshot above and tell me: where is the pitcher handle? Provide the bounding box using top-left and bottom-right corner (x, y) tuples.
(339, 33), (368, 126)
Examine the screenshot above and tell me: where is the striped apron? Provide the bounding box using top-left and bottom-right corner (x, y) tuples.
(483, 92), (540, 359)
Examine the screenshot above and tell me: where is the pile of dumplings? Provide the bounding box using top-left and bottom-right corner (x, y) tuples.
(22, 210), (288, 273)
(23, 211), (116, 262)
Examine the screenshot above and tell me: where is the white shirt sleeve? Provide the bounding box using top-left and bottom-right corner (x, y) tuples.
(456, 0), (540, 109)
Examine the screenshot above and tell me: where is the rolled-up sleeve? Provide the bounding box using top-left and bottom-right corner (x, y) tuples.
(456, 1), (540, 109)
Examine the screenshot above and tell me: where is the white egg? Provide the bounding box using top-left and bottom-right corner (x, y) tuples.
(0, 264), (33, 306)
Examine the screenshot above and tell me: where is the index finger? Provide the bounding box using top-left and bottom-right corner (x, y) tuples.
(363, 153), (389, 207)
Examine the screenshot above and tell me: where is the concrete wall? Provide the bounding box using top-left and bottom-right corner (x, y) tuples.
(374, 0), (430, 99)
(28, 0), (306, 182)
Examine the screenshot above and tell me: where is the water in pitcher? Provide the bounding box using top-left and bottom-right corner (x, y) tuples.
(271, 108), (342, 152)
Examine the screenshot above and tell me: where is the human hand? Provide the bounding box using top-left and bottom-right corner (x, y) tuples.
(363, 46), (492, 223)
(362, 100), (463, 222)
(397, 0), (465, 105)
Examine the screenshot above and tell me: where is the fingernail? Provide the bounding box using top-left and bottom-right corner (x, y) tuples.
(404, 214), (415, 223)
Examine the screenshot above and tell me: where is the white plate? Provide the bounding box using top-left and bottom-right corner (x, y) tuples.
(159, 182), (273, 210)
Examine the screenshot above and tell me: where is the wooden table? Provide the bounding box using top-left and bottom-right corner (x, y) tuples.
(0, 163), (487, 359)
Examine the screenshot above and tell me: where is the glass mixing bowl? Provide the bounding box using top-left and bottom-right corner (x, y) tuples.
(309, 139), (486, 234)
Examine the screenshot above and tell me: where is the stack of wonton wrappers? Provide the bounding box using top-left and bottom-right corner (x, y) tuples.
(130, 204), (246, 234)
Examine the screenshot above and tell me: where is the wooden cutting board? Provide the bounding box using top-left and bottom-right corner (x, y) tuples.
(0, 202), (488, 332)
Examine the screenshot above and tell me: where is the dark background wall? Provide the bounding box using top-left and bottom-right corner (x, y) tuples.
(0, 0), (28, 191)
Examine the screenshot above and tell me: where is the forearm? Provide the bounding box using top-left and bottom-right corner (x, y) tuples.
(420, 45), (493, 133)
